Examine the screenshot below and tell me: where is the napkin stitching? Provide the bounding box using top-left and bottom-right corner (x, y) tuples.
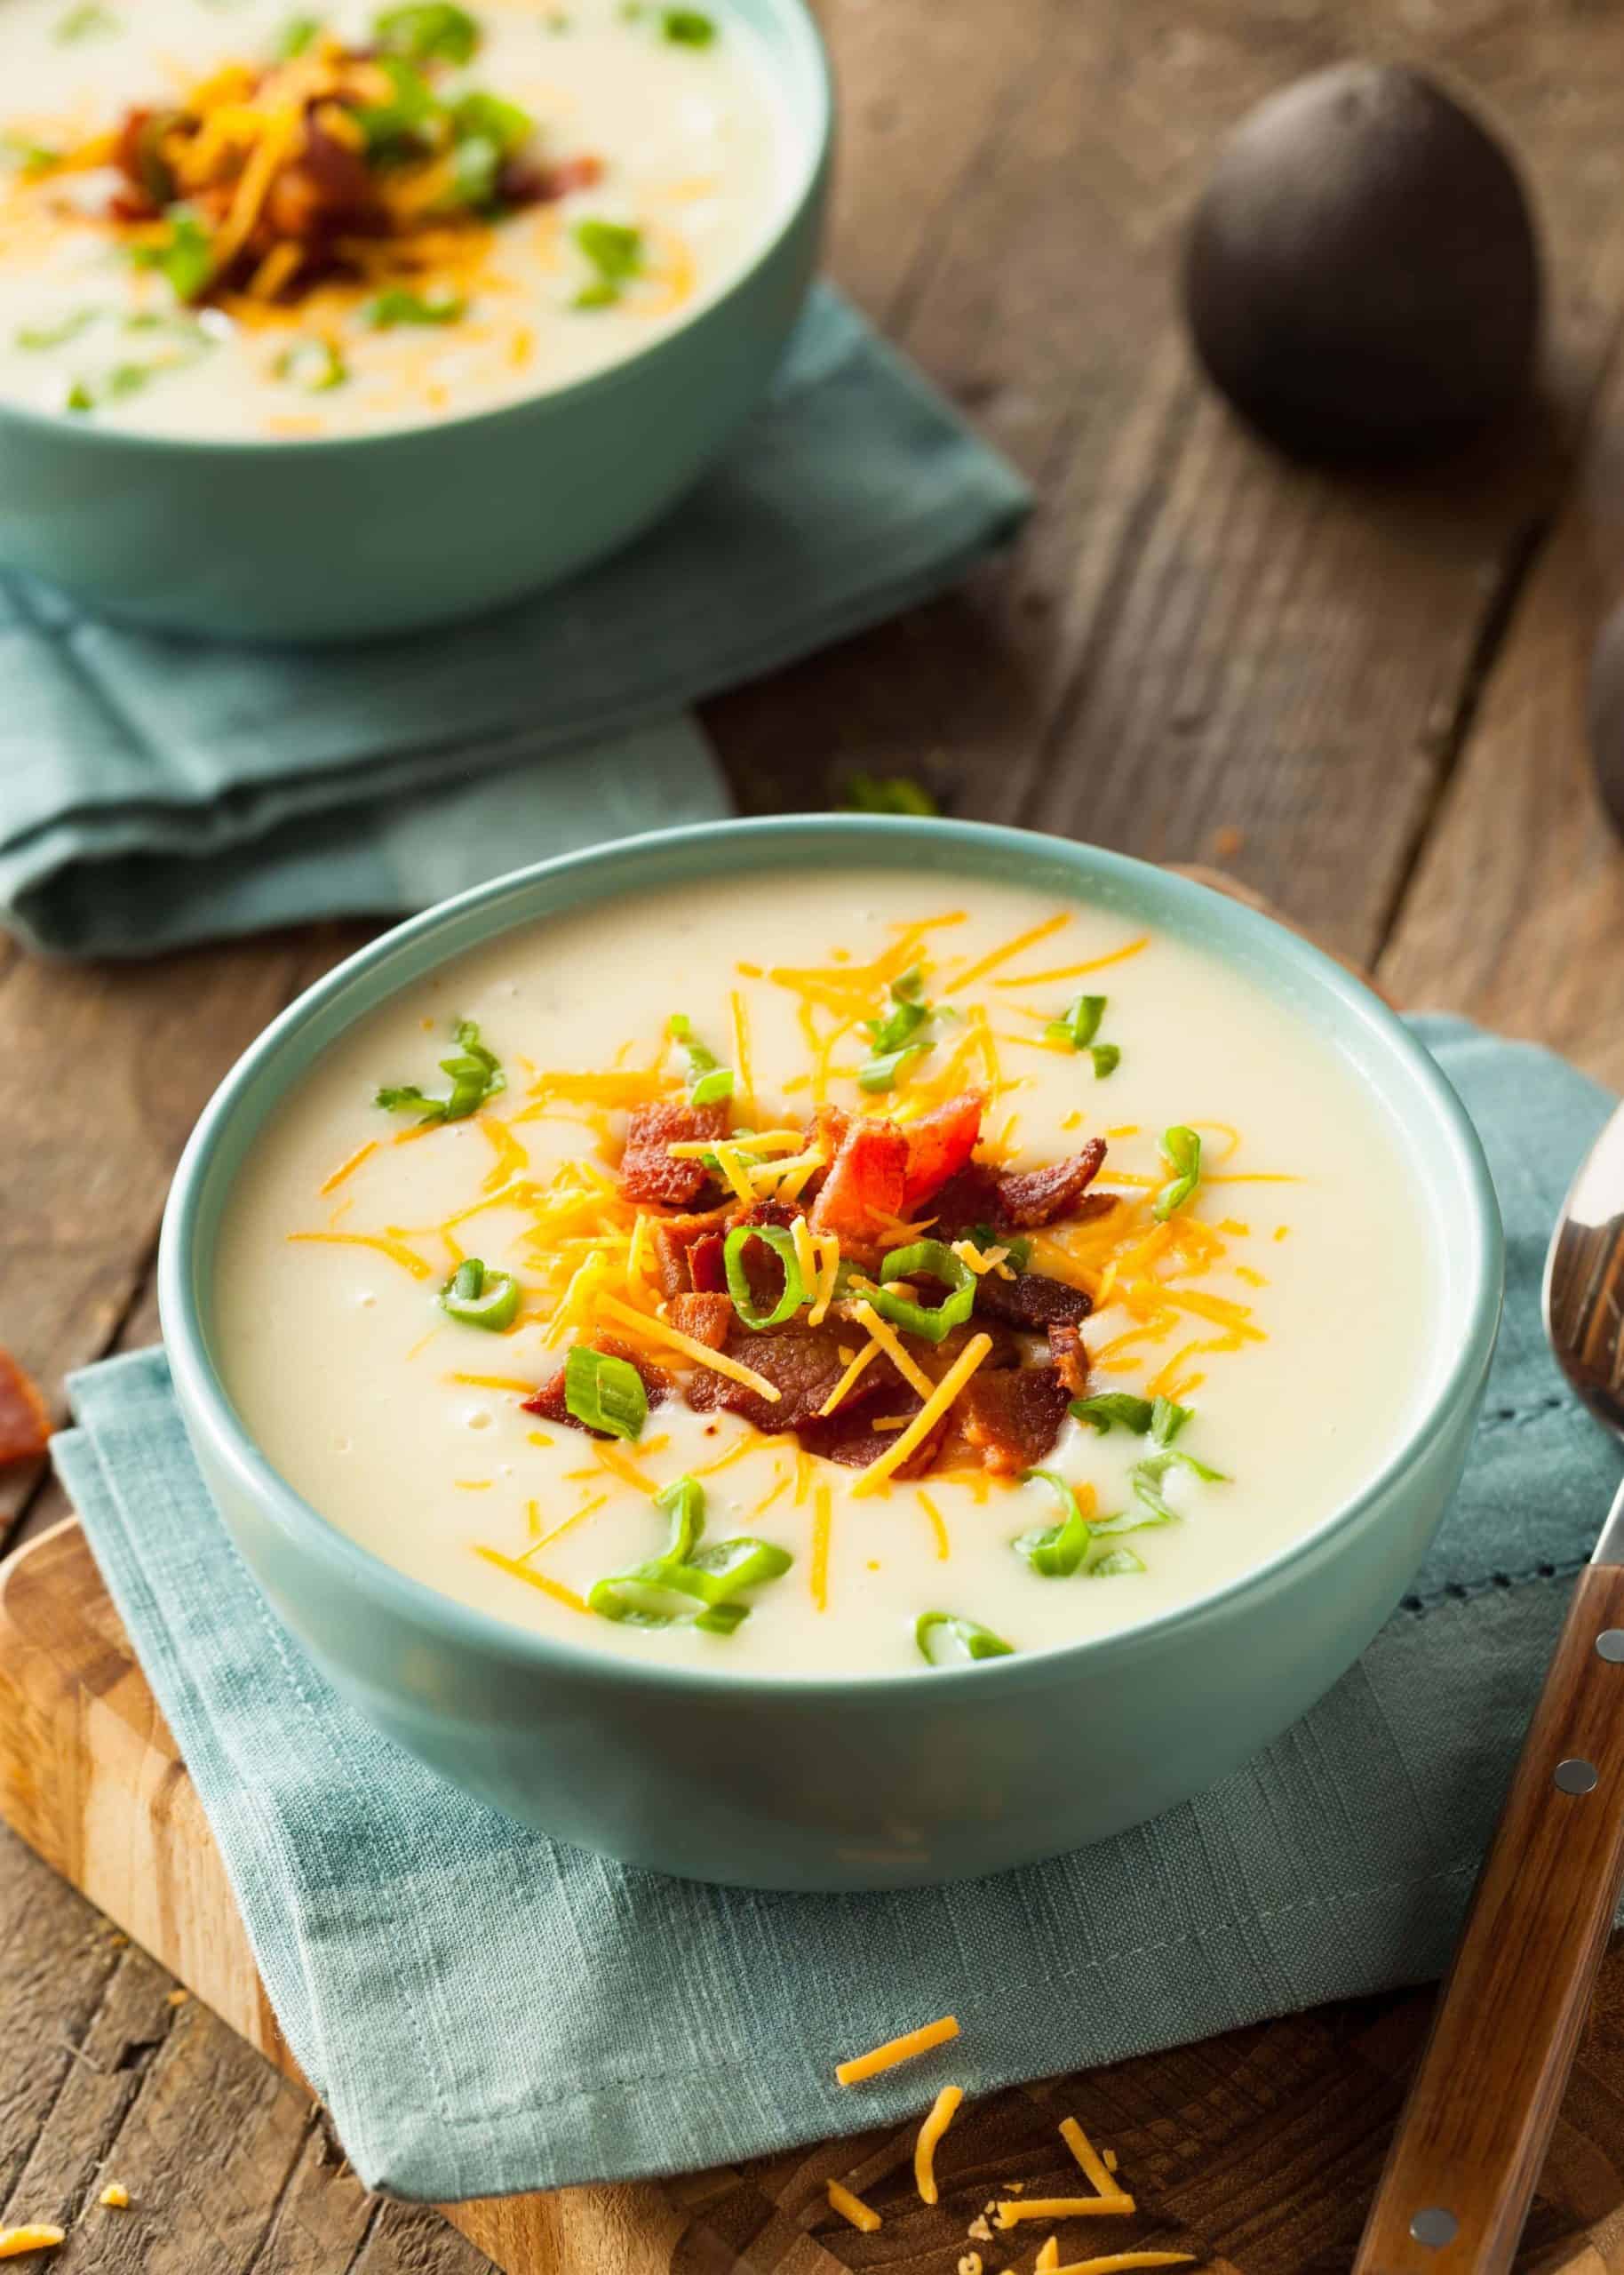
(1401, 1554), (1586, 1616)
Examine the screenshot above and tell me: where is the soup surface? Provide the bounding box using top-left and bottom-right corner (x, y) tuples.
(214, 871), (1440, 1679)
(0, 0), (792, 435)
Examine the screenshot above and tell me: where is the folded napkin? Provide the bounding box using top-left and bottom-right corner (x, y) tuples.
(0, 287), (1029, 957)
(52, 1016), (1623, 2203)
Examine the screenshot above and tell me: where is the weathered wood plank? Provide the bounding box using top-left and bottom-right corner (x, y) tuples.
(710, 0), (1624, 964)
(1379, 347), (1624, 1085)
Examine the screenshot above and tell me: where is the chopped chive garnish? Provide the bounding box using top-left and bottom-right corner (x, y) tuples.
(274, 11), (321, 52)
(1012, 1468), (1093, 1577)
(667, 1013), (735, 1106)
(1089, 1042), (1120, 1080)
(662, 6), (714, 40)
(858, 1039), (933, 1093)
(440, 1257), (521, 1331)
(375, 1016), (505, 1125)
(65, 360), (164, 411)
(589, 1473), (791, 1632)
(1151, 1125), (1202, 1221)
(128, 206), (215, 304)
(1128, 1447), (1229, 1522)
(723, 1224), (805, 1330)
(275, 336), (348, 392)
(859, 969), (935, 1091)
(1086, 1547), (1145, 1578)
(842, 772), (940, 817)
(365, 286), (466, 328)
(1150, 1395), (1190, 1444)
(969, 1223), (1031, 1272)
(916, 1611), (1014, 1665)
(372, 0), (479, 62)
(1045, 994), (1104, 1050)
(563, 1345), (649, 1441)
(859, 1239), (976, 1345)
(17, 307), (99, 349)
(572, 217), (643, 308)
(354, 52), (438, 148)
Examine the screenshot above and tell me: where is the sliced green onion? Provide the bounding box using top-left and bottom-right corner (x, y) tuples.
(1089, 1042), (1120, 1080)
(667, 1012), (735, 1106)
(843, 772), (939, 817)
(588, 1473), (791, 1632)
(858, 1039), (933, 1093)
(275, 336), (348, 392)
(916, 1611), (1015, 1665)
(376, 1016), (504, 1124)
(365, 287), (466, 328)
(1129, 1448), (1228, 1522)
(662, 6), (713, 40)
(274, 12), (321, 53)
(354, 52), (439, 148)
(54, 3), (117, 40)
(563, 1345), (648, 1441)
(372, 0), (478, 62)
(128, 205), (215, 304)
(439, 1257), (520, 1331)
(723, 1224), (805, 1331)
(573, 217), (643, 308)
(17, 307), (99, 349)
(1084, 1547), (1145, 1578)
(1151, 1125), (1202, 1221)
(860, 970), (935, 1090)
(969, 1223), (1031, 1273)
(863, 1239), (975, 1345)
(1069, 1391), (1154, 1435)
(1045, 993), (1105, 1050)
(1150, 1395), (1190, 1444)
(1012, 1468), (1093, 1577)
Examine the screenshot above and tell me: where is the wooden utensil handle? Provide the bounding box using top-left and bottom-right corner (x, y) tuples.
(1354, 1561), (1624, 2273)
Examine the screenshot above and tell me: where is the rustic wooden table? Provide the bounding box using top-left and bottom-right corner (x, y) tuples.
(8, 1), (1624, 2267)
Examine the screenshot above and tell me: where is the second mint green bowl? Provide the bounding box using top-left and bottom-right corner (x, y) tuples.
(158, 818), (1504, 1889)
(0, 0), (830, 644)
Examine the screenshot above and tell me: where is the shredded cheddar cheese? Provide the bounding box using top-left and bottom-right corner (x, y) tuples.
(1059, 2117), (1118, 2198)
(913, 2084), (963, 2205)
(473, 1546), (589, 1615)
(1035, 2240), (1061, 2272)
(852, 1335), (994, 1497)
(0, 2229), (65, 2259)
(97, 2186), (130, 2211)
(1047, 2258), (1194, 2274)
(825, 2182), (882, 2234)
(834, 2015), (960, 2086)
(993, 2197), (1134, 2226)
(848, 1302), (935, 1401)
(288, 1230), (432, 1279)
(595, 1295), (783, 1401)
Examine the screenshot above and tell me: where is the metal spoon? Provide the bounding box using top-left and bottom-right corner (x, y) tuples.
(1354, 1103), (1624, 2271)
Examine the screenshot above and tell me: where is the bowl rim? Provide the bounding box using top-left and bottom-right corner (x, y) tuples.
(159, 814), (1505, 1700)
(0, 0), (832, 460)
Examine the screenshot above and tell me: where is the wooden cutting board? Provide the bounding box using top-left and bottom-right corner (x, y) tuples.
(7, 1524), (1624, 2272)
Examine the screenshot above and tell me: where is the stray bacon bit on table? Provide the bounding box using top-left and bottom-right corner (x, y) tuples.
(0, 1347), (51, 1467)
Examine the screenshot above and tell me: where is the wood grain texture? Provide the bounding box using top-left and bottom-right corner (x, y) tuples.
(1356, 1564), (1624, 2273)
(9, 1518), (1624, 2275)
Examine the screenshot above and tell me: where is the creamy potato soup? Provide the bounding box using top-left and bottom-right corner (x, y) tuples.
(0, 0), (792, 435)
(215, 874), (1440, 1679)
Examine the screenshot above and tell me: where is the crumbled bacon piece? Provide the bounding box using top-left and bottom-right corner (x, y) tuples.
(921, 1161), (1004, 1241)
(808, 1114), (908, 1246)
(994, 1139), (1108, 1229)
(971, 1270), (1092, 1333)
(955, 1364), (1071, 1475)
(900, 1090), (986, 1211)
(648, 1207), (730, 1299)
(1047, 1318), (1089, 1396)
(665, 1293), (734, 1351)
(795, 1386), (949, 1479)
(618, 1100), (729, 1207)
(521, 1340), (669, 1435)
(686, 1321), (902, 1433)
(0, 1349), (50, 1467)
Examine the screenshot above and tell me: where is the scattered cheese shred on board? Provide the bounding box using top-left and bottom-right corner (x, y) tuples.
(0, 2229), (65, 2259)
(914, 2083), (964, 2205)
(994, 2196), (1135, 2226)
(825, 2182), (881, 2234)
(959, 2256), (983, 2275)
(0, 1347), (51, 1466)
(834, 2014), (960, 2086)
(1035, 2240), (1060, 2272)
(1050, 2257), (1195, 2273)
(97, 2185), (130, 2210)
(1059, 2116), (1119, 2198)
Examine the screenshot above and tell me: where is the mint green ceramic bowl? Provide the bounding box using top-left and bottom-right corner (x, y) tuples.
(0, 0), (829, 644)
(158, 818), (1504, 1889)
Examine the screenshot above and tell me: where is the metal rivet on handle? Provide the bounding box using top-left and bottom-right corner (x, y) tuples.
(1556, 1758), (1600, 1794)
(1598, 1629), (1624, 1662)
(1410, 2207), (1458, 2247)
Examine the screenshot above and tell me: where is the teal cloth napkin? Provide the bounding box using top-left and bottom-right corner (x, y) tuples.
(51, 1015), (1623, 2203)
(0, 287), (1030, 957)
